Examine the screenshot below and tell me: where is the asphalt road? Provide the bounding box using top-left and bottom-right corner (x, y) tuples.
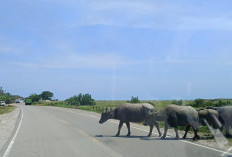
(2, 103), (231, 157)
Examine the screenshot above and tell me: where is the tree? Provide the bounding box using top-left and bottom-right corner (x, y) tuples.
(28, 94), (41, 102)
(0, 86), (4, 95)
(65, 93), (95, 106)
(40, 91), (54, 100)
(0, 86), (17, 104)
(128, 96), (140, 103)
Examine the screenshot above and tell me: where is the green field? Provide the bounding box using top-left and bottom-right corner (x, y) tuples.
(79, 100), (194, 113)
(34, 100), (179, 113)
(0, 106), (16, 115)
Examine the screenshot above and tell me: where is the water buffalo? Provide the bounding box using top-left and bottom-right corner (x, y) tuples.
(99, 103), (161, 137)
(144, 104), (200, 140)
(208, 106), (232, 137)
(198, 109), (222, 129)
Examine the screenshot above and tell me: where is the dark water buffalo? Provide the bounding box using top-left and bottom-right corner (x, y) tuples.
(99, 103), (161, 137)
(208, 106), (232, 137)
(144, 104), (200, 140)
(198, 109), (222, 129)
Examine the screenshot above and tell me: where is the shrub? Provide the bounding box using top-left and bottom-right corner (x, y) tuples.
(214, 100), (232, 107)
(128, 96), (140, 103)
(28, 94), (41, 102)
(188, 99), (216, 108)
(172, 99), (183, 106)
(65, 93), (95, 106)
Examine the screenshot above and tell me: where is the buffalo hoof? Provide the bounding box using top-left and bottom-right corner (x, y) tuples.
(175, 136), (180, 140)
(182, 135), (186, 139)
(159, 134), (162, 137)
(161, 136), (166, 140)
(147, 134), (151, 137)
(193, 135), (200, 141)
(126, 134), (131, 137)
(115, 133), (120, 137)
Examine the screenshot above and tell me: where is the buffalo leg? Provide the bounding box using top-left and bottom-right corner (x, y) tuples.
(147, 124), (154, 137)
(174, 127), (180, 139)
(154, 121), (162, 137)
(182, 125), (190, 139)
(126, 122), (131, 136)
(116, 121), (123, 136)
(193, 128), (200, 140)
(161, 121), (168, 139)
(225, 123), (232, 137)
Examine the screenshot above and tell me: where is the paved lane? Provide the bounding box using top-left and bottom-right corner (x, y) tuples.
(5, 104), (231, 157)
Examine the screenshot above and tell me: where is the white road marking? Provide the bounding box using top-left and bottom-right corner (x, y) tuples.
(3, 106), (23, 157)
(51, 107), (232, 156)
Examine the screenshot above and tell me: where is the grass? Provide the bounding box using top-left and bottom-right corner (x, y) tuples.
(32, 100), (193, 114)
(33, 101), (76, 109)
(0, 106), (16, 115)
(227, 138), (232, 145)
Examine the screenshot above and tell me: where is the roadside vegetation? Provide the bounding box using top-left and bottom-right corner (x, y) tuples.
(0, 86), (22, 104)
(32, 96), (232, 114)
(0, 106), (16, 115)
(28, 91), (54, 102)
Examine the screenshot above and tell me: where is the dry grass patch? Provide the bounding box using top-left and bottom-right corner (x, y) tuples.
(0, 106), (16, 115)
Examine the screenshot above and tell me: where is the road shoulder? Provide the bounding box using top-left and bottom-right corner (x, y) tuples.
(0, 107), (20, 154)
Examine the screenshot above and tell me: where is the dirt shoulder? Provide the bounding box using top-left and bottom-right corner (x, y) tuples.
(0, 107), (20, 153)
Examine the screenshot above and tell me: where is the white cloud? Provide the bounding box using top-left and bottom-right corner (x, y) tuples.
(177, 16), (232, 30)
(7, 0), (232, 31)
(69, 1), (232, 31)
(91, 1), (161, 15)
(11, 53), (144, 70)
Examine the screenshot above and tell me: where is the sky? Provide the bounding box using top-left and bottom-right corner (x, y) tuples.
(0, 0), (232, 100)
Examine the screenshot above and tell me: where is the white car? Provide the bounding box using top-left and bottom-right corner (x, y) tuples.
(0, 101), (6, 106)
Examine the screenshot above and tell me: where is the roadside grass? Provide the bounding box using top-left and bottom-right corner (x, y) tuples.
(0, 106), (16, 115)
(33, 101), (76, 109)
(227, 138), (232, 145)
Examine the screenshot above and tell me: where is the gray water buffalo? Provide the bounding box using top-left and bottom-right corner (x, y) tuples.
(208, 106), (232, 137)
(144, 104), (200, 140)
(99, 103), (161, 137)
(198, 109), (222, 129)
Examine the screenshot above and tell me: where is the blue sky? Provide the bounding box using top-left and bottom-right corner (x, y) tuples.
(1, 0), (232, 100)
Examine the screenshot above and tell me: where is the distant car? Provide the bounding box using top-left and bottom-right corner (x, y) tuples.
(15, 99), (20, 103)
(25, 98), (32, 105)
(0, 101), (6, 106)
